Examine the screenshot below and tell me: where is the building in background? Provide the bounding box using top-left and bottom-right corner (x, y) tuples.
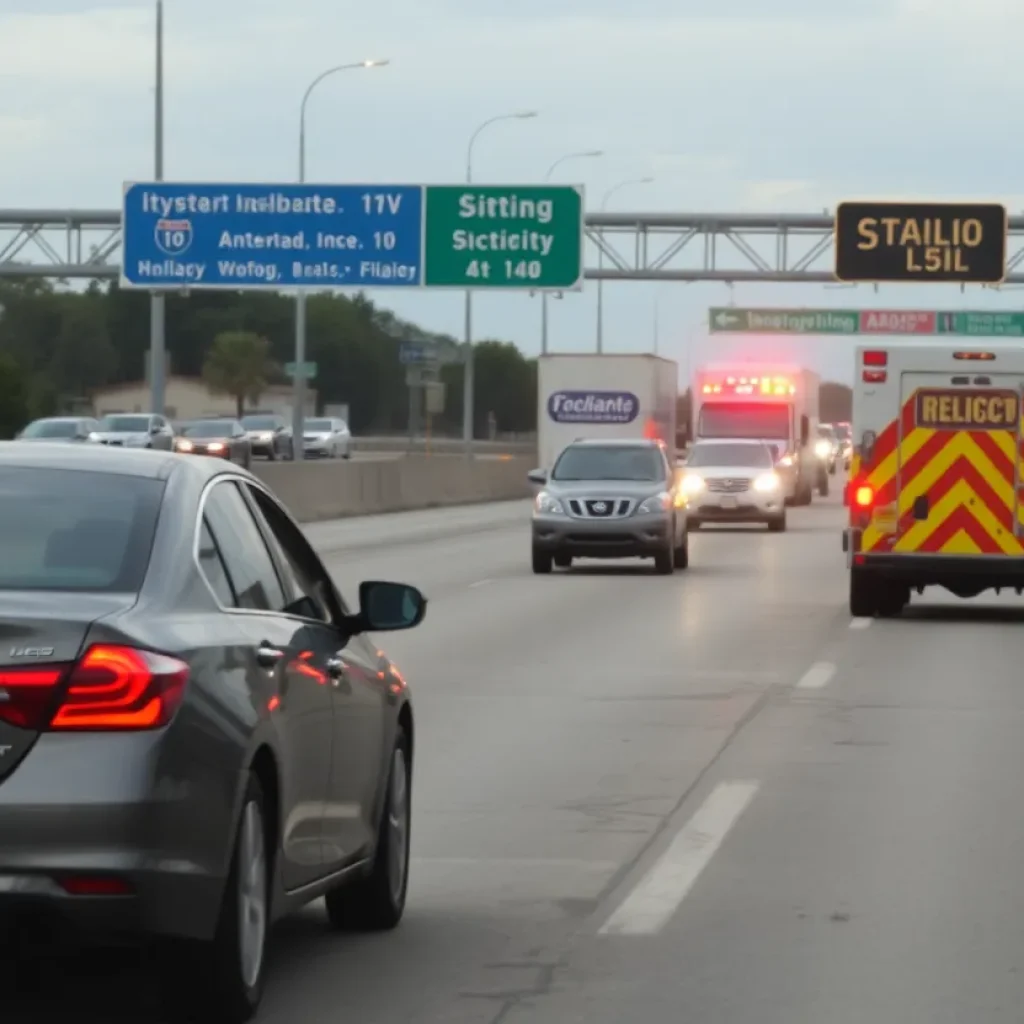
(91, 376), (317, 423)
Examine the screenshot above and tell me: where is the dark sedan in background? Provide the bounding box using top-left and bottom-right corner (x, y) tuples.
(241, 414), (294, 461)
(0, 444), (426, 1022)
(175, 419), (253, 469)
(15, 416), (100, 442)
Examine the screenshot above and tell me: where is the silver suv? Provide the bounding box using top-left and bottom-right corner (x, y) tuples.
(528, 438), (689, 575)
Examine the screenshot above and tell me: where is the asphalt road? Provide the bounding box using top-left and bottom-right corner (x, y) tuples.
(12, 479), (1024, 1023)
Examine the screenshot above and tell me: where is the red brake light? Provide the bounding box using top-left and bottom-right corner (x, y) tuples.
(854, 485), (875, 507)
(0, 645), (188, 732)
(51, 645), (189, 730)
(863, 350), (887, 366)
(862, 369), (887, 383)
(57, 875), (134, 897)
(0, 667), (66, 729)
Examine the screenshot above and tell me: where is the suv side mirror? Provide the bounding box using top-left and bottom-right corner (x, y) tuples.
(150, 423), (162, 434)
(355, 581), (426, 633)
(527, 469), (547, 485)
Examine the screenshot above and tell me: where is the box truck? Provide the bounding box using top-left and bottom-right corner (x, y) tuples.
(537, 354), (678, 470)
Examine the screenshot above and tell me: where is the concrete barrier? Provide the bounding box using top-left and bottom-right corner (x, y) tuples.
(353, 436), (536, 457)
(253, 454), (534, 522)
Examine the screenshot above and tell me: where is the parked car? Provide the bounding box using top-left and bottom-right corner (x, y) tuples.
(14, 417), (99, 442)
(241, 414), (294, 460)
(91, 412), (175, 450)
(175, 419), (253, 469)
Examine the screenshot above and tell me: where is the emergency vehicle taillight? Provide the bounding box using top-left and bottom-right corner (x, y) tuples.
(854, 485), (874, 507)
(862, 369), (887, 383)
(862, 350), (887, 366)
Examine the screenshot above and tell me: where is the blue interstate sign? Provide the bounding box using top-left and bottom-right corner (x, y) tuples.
(120, 182), (424, 290)
(547, 390), (639, 424)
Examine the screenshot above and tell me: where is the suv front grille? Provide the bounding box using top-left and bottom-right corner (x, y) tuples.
(567, 498), (633, 518)
(707, 478), (751, 494)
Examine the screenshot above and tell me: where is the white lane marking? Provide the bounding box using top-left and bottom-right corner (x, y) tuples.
(598, 780), (760, 937)
(469, 578), (493, 588)
(797, 661), (836, 690)
(849, 617), (872, 630)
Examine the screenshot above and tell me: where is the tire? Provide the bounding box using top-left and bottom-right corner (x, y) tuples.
(243, 450), (251, 471)
(326, 727), (411, 931)
(654, 546), (674, 574)
(767, 513), (786, 532)
(818, 473), (829, 498)
(829, 463), (837, 476)
(554, 553), (572, 569)
(343, 450), (351, 460)
(673, 539), (689, 569)
(849, 567), (877, 617)
(877, 583), (909, 619)
(167, 773), (270, 1023)
(798, 481), (814, 506)
(267, 447), (277, 462)
(532, 546), (552, 574)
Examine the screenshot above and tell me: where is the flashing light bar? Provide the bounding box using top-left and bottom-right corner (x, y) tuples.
(700, 375), (797, 397)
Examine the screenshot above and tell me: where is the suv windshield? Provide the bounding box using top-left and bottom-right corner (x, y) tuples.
(242, 416), (277, 430)
(0, 467), (163, 591)
(20, 419), (79, 439)
(552, 445), (664, 481)
(99, 415), (150, 432)
(687, 443), (773, 469)
(184, 421), (233, 438)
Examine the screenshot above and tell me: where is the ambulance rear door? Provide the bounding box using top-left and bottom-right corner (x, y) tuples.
(895, 370), (1023, 557)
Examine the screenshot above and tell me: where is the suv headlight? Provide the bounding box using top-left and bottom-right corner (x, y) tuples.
(534, 491), (564, 515)
(637, 491), (671, 514)
(777, 455), (794, 468)
(680, 473), (705, 495)
(753, 472), (781, 492)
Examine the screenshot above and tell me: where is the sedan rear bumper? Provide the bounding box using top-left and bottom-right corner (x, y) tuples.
(0, 732), (239, 943)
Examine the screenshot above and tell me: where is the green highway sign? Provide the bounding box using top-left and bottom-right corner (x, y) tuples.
(284, 361), (317, 378)
(709, 307), (1024, 337)
(935, 311), (1024, 337)
(709, 308), (859, 334)
(422, 185), (584, 290)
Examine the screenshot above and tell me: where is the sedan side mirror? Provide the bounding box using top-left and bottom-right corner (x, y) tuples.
(353, 581), (426, 633)
(527, 468), (547, 485)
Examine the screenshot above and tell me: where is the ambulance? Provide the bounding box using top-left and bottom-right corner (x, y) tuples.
(845, 343), (1024, 617)
(691, 365), (823, 504)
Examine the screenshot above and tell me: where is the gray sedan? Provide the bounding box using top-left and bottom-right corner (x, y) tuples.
(0, 444), (425, 1022)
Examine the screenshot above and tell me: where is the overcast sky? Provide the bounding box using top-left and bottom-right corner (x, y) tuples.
(4, 0), (1024, 384)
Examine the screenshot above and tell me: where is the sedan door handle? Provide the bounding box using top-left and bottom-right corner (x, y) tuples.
(256, 644), (285, 668)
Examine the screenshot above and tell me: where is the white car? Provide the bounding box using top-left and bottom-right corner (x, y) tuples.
(91, 413), (175, 450)
(679, 439), (787, 532)
(300, 417), (352, 459)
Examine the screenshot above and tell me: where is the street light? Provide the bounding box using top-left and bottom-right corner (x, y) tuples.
(596, 176), (654, 354)
(291, 58), (388, 459)
(540, 150), (604, 355)
(462, 111), (538, 456)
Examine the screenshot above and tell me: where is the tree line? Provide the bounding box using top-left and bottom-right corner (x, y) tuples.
(0, 278), (852, 439)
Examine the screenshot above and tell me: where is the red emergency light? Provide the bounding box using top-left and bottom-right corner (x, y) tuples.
(700, 375), (796, 397)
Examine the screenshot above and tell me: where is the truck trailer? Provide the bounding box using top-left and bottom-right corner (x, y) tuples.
(536, 354), (678, 470)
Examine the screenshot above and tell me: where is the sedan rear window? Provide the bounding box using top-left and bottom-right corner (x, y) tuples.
(0, 468), (163, 591)
(100, 415), (150, 432)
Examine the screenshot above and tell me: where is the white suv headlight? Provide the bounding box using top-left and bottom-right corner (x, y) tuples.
(637, 491), (671, 514)
(753, 472), (781, 493)
(534, 491), (564, 515)
(680, 473), (705, 495)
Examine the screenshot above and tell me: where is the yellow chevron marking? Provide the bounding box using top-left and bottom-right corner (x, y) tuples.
(894, 477), (1021, 555)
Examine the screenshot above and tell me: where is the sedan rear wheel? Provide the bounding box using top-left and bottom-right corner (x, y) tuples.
(325, 727), (411, 931)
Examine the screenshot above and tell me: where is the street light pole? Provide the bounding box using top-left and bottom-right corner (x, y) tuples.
(463, 111), (538, 456)
(292, 59), (388, 459)
(540, 150), (602, 355)
(149, 0), (166, 415)
(596, 176), (653, 354)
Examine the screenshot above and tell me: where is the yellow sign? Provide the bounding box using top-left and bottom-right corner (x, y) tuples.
(834, 201), (1007, 284)
(914, 388), (1018, 430)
